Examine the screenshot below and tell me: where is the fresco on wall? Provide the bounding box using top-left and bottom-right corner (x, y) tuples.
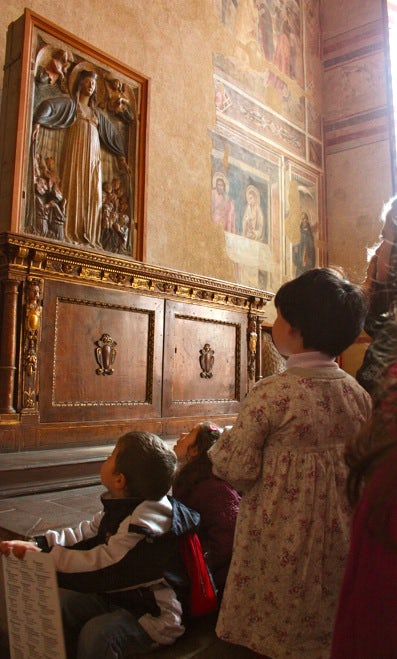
(213, 0), (323, 143)
(212, 0), (323, 291)
(214, 0), (305, 128)
(214, 72), (306, 158)
(211, 131), (282, 290)
(303, 0), (322, 141)
(284, 161), (319, 280)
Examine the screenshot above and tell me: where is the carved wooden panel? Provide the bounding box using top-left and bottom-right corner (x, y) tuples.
(39, 280), (163, 422)
(162, 300), (247, 418)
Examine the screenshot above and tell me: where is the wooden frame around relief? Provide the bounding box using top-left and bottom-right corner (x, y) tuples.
(0, 10), (148, 260)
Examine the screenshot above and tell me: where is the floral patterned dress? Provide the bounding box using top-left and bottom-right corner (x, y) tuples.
(209, 353), (372, 658)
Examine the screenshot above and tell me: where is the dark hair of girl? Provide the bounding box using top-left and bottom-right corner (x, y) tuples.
(173, 421), (222, 497)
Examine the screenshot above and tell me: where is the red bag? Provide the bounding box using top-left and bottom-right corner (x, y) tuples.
(178, 532), (218, 617)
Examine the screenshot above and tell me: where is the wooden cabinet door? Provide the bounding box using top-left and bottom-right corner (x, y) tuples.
(162, 300), (247, 418)
(39, 280), (164, 423)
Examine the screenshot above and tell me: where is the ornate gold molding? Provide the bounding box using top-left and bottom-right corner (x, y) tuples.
(0, 233), (273, 313)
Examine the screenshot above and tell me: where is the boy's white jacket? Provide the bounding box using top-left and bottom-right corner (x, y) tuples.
(35, 493), (200, 645)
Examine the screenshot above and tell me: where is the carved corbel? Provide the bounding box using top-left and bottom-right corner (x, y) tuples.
(30, 249), (47, 269)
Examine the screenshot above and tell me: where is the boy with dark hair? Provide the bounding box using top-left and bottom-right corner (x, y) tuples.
(0, 431), (199, 658)
(209, 268), (372, 658)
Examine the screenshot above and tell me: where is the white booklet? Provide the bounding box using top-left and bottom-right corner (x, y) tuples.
(2, 551), (66, 659)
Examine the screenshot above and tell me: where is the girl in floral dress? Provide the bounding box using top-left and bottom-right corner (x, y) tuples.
(209, 268), (372, 658)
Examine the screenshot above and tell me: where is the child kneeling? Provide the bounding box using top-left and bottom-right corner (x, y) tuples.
(0, 431), (199, 658)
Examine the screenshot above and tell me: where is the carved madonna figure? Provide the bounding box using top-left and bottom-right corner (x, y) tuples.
(28, 51), (137, 256)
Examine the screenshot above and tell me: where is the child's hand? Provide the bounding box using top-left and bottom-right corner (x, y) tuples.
(0, 540), (41, 559)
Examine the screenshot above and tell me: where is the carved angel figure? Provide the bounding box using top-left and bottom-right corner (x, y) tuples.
(102, 77), (136, 123)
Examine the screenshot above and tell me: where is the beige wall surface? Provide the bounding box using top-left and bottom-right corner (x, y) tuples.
(321, 0), (383, 38)
(326, 141), (392, 280)
(322, 0), (395, 284)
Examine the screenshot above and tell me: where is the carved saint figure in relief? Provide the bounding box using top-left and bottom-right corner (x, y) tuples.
(100, 77), (136, 124)
(32, 66), (131, 250)
(100, 180), (132, 254)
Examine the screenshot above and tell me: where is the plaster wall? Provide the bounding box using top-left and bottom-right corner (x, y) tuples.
(322, 0), (395, 283)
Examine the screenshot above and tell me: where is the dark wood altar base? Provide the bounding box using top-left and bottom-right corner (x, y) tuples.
(0, 419), (235, 498)
(0, 232), (272, 498)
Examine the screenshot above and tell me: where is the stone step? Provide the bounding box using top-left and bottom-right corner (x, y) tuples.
(0, 445), (113, 498)
(0, 439), (177, 498)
